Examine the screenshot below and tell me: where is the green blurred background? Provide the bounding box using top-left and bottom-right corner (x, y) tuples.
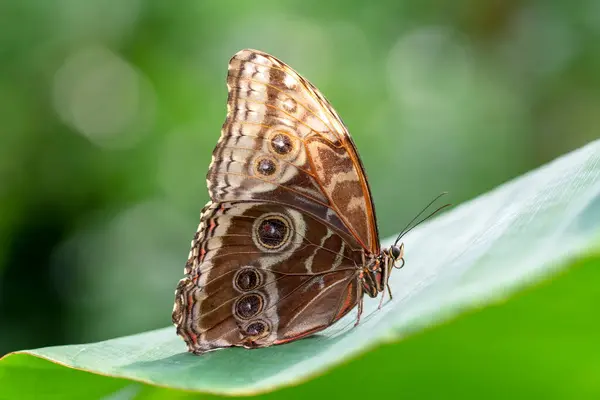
(0, 0), (598, 357)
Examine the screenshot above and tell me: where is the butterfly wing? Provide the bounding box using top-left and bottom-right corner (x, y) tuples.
(173, 49), (378, 354)
(210, 49), (379, 252)
(172, 202), (361, 354)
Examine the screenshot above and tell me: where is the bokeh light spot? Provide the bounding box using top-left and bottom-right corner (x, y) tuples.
(53, 46), (156, 149)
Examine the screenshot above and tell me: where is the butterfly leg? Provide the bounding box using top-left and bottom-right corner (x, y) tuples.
(354, 282), (364, 327)
(377, 287), (386, 310)
(387, 284), (393, 301)
(354, 296), (363, 327)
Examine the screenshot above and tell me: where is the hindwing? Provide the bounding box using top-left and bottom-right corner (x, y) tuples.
(173, 202), (361, 353)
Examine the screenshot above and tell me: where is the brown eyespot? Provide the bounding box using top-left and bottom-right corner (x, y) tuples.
(255, 157), (277, 176)
(234, 293), (264, 319)
(234, 268), (260, 292)
(281, 98), (297, 112)
(256, 215), (290, 249)
(245, 320), (269, 337)
(270, 133), (294, 155)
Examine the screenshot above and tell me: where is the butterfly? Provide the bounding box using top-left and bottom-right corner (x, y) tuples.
(172, 49), (446, 355)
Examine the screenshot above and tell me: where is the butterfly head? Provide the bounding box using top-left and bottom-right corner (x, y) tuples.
(389, 243), (404, 268)
(361, 245), (404, 299)
(381, 244), (404, 291)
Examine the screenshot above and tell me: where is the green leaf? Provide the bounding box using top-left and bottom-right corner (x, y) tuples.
(2, 139), (600, 399)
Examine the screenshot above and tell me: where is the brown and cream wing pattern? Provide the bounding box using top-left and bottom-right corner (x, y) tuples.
(172, 202), (361, 354)
(209, 49), (379, 253)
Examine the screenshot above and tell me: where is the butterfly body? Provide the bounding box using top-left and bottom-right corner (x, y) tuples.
(172, 49), (404, 355)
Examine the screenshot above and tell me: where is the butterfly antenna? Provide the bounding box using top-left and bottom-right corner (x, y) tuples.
(393, 192), (450, 246)
(394, 203), (452, 245)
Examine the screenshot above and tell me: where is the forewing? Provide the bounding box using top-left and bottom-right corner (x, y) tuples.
(209, 49), (379, 252)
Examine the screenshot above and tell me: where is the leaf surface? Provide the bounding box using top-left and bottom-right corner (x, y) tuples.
(2, 139), (600, 398)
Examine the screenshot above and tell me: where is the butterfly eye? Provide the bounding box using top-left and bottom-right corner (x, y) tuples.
(390, 245), (402, 260)
(234, 293), (264, 319)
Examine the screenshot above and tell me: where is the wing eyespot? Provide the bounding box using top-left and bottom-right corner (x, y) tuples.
(234, 293), (264, 320)
(252, 213), (292, 251)
(265, 129), (301, 161)
(233, 267), (261, 292)
(280, 97), (297, 113)
(243, 319), (270, 338)
(269, 132), (294, 155)
(254, 156), (278, 177)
